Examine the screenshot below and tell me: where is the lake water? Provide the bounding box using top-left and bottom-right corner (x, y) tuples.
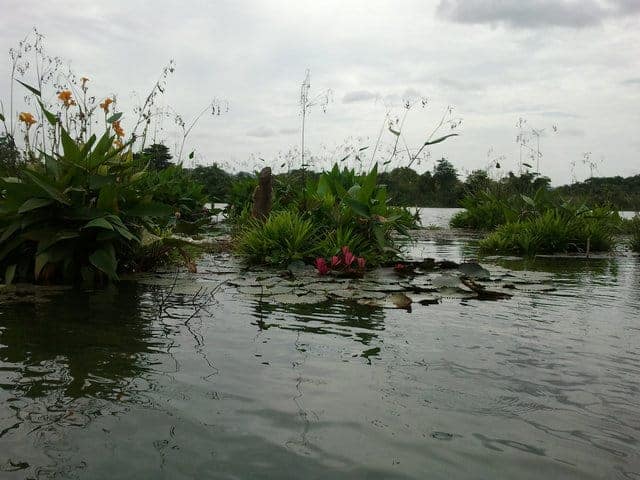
(1, 208), (639, 479)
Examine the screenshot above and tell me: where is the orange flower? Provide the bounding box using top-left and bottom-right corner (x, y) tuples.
(19, 112), (37, 127)
(57, 90), (75, 107)
(113, 138), (123, 149)
(100, 97), (113, 113)
(112, 120), (125, 138)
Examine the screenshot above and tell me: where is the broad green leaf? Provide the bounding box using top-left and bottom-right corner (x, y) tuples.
(18, 198), (53, 213)
(521, 195), (536, 207)
(89, 245), (119, 280)
(423, 133), (458, 146)
(37, 100), (58, 125)
(130, 171), (147, 183)
(343, 197), (370, 218)
(22, 169), (70, 205)
(61, 127), (81, 162)
(0, 222), (21, 243)
(83, 217), (114, 230)
(89, 131), (114, 169)
(1, 176), (21, 184)
(97, 184), (118, 212)
(4, 264), (16, 285)
(106, 112), (123, 124)
(37, 231), (79, 254)
(79, 134), (97, 159)
(34, 252), (50, 280)
(16, 79), (41, 97)
(373, 225), (387, 251)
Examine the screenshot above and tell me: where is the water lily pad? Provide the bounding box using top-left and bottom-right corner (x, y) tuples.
(237, 285), (269, 295)
(410, 293), (442, 305)
(458, 262), (491, 280)
(437, 287), (478, 299)
(431, 274), (461, 289)
(264, 285), (295, 295)
(387, 292), (412, 309)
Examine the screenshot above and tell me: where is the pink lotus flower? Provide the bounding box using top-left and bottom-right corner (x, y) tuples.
(357, 257), (366, 270)
(331, 255), (341, 268)
(315, 257), (330, 275)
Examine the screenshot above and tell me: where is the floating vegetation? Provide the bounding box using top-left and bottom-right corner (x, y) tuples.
(223, 258), (557, 310)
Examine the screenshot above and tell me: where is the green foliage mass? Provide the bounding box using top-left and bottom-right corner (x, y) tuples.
(234, 163), (417, 267)
(0, 86), (212, 285)
(478, 205), (620, 256)
(626, 216), (640, 252)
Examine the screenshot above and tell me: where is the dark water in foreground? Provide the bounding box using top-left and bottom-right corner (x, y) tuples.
(1, 213), (639, 479)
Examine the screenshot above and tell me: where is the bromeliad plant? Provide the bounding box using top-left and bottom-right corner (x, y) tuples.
(0, 82), (175, 284)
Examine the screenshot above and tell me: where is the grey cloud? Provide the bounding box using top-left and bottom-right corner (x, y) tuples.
(342, 90), (379, 103)
(279, 127), (299, 135)
(436, 0), (640, 29)
(247, 127), (277, 138)
(621, 77), (640, 85)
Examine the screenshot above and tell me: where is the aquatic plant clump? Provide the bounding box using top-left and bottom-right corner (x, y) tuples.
(478, 207), (619, 256)
(233, 163), (418, 267)
(628, 216), (640, 252)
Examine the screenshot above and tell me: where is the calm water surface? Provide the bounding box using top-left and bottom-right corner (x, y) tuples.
(1, 209), (639, 479)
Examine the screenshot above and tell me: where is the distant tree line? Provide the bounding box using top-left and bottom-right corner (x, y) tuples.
(2, 139), (638, 210)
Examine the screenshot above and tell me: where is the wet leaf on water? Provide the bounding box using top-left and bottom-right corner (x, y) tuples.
(458, 262), (491, 280)
(389, 292), (412, 309)
(431, 274), (461, 289)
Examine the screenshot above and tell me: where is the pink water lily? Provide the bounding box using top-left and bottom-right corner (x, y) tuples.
(315, 257), (330, 275)
(331, 255), (341, 267)
(357, 257), (366, 270)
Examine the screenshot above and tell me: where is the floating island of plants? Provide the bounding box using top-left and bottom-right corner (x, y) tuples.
(133, 248), (557, 312)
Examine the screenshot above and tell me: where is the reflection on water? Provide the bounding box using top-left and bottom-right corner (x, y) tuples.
(249, 299), (386, 347)
(1, 211), (639, 479)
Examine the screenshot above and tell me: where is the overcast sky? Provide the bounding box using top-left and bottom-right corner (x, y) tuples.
(2, 0), (639, 184)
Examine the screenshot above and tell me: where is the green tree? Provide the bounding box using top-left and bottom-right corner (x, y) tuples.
(0, 134), (20, 176)
(433, 158), (461, 207)
(136, 143), (173, 170)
